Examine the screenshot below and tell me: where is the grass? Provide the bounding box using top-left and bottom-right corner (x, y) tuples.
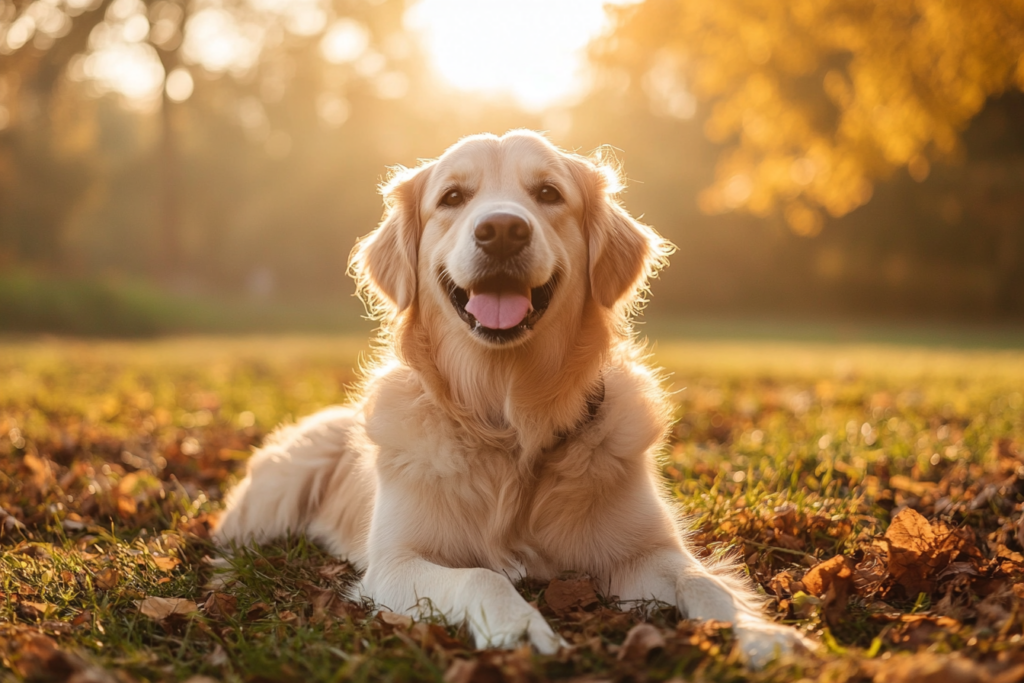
(2, 334), (1024, 682)
(0, 271), (370, 336)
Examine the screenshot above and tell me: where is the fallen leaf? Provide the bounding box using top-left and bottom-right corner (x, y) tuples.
(138, 597), (199, 620)
(152, 555), (180, 572)
(245, 601), (271, 621)
(443, 658), (480, 683)
(545, 575), (599, 617)
(617, 623), (666, 662)
(317, 563), (351, 580)
(39, 620), (72, 635)
(801, 555), (854, 625)
(872, 652), (990, 683)
(884, 508), (963, 596)
(18, 600), (53, 620)
(93, 567), (120, 591)
(801, 555), (849, 596)
(378, 611), (413, 629)
(411, 622), (465, 652)
(203, 592), (237, 620)
(9, 631), (117, 683)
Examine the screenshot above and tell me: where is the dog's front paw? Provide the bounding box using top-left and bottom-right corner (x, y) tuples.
(734, 620), (813, 668)
(473, 612), (566, 655)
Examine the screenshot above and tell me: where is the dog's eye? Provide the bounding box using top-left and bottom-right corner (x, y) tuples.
(537, 185), (562, 204)
(440, 189), (465, 207)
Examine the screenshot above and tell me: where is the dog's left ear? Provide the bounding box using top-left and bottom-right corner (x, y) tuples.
(568, 155), (673, 308)
(350, 162), (433, 314)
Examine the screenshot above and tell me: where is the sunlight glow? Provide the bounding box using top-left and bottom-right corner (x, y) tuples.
(320, 19), (371, 64)
(183, 8), (264, 75)
(405, 0), (630, 110)
(165, 68), (195, 102)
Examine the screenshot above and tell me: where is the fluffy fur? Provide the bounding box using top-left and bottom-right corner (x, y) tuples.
(214, 130), (810, 666)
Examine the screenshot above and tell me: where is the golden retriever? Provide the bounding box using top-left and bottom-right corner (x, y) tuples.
(214, 130), (809, 666)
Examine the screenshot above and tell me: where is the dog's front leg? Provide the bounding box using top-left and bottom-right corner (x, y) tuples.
(611, 547), (811, 667)
(358, 479), (563, 653)
(358, 556), (564, 653)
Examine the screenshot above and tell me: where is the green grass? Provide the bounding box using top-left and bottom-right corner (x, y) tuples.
(2, 335), (1024, 682)
(0, 271), (370, 336)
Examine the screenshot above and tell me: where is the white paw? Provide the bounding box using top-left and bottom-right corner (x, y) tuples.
(734, 620), (813, 668)
(472, 612), (566, 655)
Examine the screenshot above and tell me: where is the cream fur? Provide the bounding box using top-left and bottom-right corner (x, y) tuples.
(214, 130), (811, 667)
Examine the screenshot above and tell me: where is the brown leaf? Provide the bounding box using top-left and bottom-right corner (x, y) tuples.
(18, 600), (50, 618)
(138, 596), (198, 620)
(278, 610), (300, 623)
(768, 571), (796, 598)
(801, 555), (851, 596)
(378, 611), (413, 629)
(443, 658), (508, 683)
(545, 576), (599, 617)
(309, 588), (347, 624)
(9, 631), (117, 683)
(884, 508), (963, 596)
(93, 567), (120, 591)
(245, 601), (271, 621)
(39, 620), (72, 635)
(936, 562), (980, 581)
(203, 592), (237, 620)
(801, 555), (855, 625)
(617, 623), (666, 662)
(317, 563), (351, 580)
(411, 622), (465, 652)
(872, 652), (990, 683)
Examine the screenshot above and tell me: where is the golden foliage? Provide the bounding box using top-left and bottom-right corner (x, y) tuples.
(600, 0), (1024, 232)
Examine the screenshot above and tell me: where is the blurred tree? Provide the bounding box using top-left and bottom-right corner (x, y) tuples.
(597, 0), (1024, 236)
(0, 0), (414, 282)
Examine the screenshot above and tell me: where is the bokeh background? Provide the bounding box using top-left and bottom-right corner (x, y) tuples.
(2, 0), (1023, 338)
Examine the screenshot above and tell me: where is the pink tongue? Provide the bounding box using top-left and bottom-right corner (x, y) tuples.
(465, 291), (532, 330)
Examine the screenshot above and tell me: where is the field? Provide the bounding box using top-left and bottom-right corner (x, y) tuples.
(2, 334), (1024, 682)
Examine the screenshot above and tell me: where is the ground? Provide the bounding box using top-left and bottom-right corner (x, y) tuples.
(2, 334), (1024, 683)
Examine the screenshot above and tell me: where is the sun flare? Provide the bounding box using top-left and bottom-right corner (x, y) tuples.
(405, 0), (630, 110)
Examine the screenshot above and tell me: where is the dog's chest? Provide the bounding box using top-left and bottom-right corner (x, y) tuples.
(410, 440), (653, 578)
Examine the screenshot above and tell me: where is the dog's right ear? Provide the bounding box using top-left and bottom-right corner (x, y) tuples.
(350, 163), (433, 314)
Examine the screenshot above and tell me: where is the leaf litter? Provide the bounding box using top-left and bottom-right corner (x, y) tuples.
(2, 338), (1024, 681)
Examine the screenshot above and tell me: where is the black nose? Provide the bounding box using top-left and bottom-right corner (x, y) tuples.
(474, 212), (532, 259)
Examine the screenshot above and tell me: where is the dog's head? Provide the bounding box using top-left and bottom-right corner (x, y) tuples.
(351, 131), (671, 348)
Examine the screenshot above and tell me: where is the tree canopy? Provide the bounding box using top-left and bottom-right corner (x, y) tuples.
(598, 0), (1024, 234)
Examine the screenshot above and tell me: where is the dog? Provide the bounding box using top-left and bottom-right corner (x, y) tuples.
(213, 130), (810, 666)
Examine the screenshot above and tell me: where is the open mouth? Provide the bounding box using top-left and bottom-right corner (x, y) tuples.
(441, 271), (557, 344)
